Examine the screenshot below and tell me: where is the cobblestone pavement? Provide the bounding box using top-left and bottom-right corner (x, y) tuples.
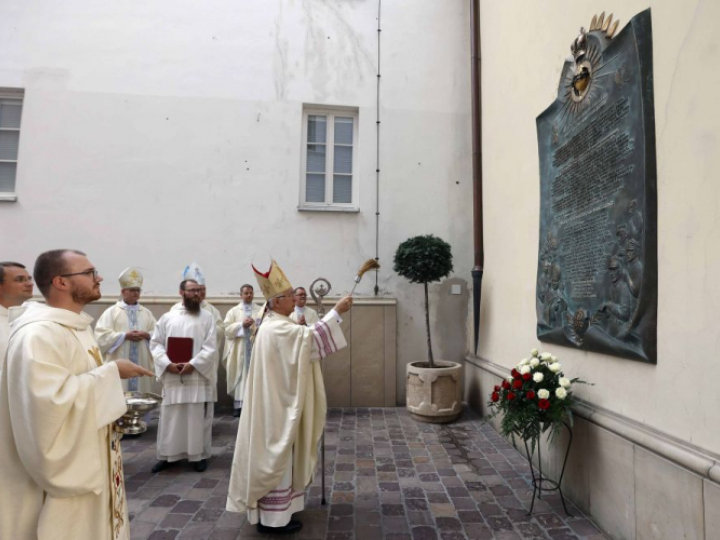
(123, 407), (608, 540)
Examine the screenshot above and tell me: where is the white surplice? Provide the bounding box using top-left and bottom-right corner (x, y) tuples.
(95, 300), (159, 393)
(226, 309), (347, 527)
(290, 305), (320, 326)
(151, 307), (217, 462)
(172, 299), (225, 360)
(0, 303), (129, 540)
(223, 302), (263, 407)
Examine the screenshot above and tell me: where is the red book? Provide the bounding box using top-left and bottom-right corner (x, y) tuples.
(167, 337), (193, 364)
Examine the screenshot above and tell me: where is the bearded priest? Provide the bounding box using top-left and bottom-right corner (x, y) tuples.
(95, 267), (158, 393)
(0, 249), (153, 540)
(173, 262), (225, 359)
(222, 283), (262, 417)
(150, 278), (217, 473)
(226, 259), (352, 535)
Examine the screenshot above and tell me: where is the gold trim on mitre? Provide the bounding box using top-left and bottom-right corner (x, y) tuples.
(119, 267), (143, 289)
(252, 259), (292, 300)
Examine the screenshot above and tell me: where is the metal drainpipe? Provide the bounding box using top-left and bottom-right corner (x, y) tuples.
(470, 0), (484, 354)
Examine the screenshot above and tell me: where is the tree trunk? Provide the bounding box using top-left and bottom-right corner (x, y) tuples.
(425, 281), (435, 367)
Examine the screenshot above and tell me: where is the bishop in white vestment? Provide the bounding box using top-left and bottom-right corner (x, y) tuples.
(95, 267), (158, 393)
(151, 279), (217, 472)
(223, 284), (262, 415)
(226, 259), (353, 535)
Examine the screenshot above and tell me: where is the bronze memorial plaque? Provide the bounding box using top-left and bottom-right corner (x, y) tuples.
(536, 10), (657, 363)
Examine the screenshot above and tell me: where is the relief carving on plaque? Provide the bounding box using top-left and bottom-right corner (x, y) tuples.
(535, 10), (657, 363)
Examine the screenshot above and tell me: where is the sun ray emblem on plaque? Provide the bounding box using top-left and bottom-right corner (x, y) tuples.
(554, 12), (623, 128)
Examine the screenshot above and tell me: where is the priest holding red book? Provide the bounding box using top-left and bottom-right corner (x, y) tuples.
(150, 278), (217, 473)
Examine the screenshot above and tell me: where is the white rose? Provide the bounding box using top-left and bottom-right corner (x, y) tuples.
(555, 387), (568, 400)
(533, 372), (544, 383)
(519, 358), (529, 366)
(538, 389), (550, 400)
(507, 376), (514, 383)
(559, 377), (571, 388)
(550, 355), (558, 363)
(549, 363), (562, 373)
(540, 352), (552, 361)
(520, 365), (531, 375)
(530, 349), (539, 357)
(529, 358), (540, 368)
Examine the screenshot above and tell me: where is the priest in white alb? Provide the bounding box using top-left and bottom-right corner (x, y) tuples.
(0, 261), (34, 369)
(226, 259), (352, 535)
(151, 278), (217, 473)
(173, 262), (225, 359)
(222, 283), (262, 417)
(0, 249), (153, 540)
(95, 267), (158, 393)
(290, 286), (320, 326)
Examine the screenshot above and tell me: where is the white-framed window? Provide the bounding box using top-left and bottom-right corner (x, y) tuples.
(0, 88), (24, 201)
(299, 106), (359, 211)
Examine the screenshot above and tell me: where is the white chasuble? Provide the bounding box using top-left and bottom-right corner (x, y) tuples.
(95, 301), (158, 393)
(150, 307), (217, 461)
(290, 305), (320, 326)
(226, 310), (347, 526)
(222, 302), (262, 404)
(0, 304), (129, 540)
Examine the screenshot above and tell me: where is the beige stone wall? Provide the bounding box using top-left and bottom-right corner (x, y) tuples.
(84, 296), (397, 408)
(469, 1), (720, 538)
(466, 358), (720, 540)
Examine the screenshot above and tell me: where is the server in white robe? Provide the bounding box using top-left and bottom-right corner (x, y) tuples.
(151, 278), (217, 473)
(0, 261), (34, 368)
(223, 283), (262, 416)
(173, 261), (225, 360)
(290, 286), (320, 326)
(0, 249), (153, 540)
(95, 267), (158, 393)
(226, 259), (353, 535)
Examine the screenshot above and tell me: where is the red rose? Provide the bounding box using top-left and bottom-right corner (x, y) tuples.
(526, 391), (536, 400)
(511, 369), (521, 379)
(538, 399), (550, 410)
(522, 373), (531, 381)
(501, 380), (511, 390)
(494, 385), (501, 392)
(507, 392), (517, 401)
(512, 380), (523, 390)
(491, 392), (500, 403)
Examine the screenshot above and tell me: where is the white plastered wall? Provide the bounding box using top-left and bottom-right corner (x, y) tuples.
(0, 0), (474, 403)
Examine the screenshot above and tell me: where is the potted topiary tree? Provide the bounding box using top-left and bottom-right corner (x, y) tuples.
(394, 234), (463, 423)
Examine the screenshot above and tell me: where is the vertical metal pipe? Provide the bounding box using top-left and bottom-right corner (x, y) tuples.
(470, 0), (484, 354)
(374, 0), (382, 296)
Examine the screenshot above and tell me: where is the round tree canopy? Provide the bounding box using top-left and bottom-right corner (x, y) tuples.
(393, 235), (453, 284)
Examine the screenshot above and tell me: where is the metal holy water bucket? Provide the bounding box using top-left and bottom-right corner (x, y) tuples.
(114, 391), (163, 435)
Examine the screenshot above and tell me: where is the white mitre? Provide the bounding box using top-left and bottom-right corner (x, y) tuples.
(119, 267), (144, 289)
(182, 261), (206, 285)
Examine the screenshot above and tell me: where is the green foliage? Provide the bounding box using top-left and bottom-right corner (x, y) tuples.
(393, 235), (454, 284)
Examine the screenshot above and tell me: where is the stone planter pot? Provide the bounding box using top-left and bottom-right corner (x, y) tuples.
(406, 360), (463, 423)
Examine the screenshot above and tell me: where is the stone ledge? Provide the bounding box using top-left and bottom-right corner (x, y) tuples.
(464, 354), (720, 484)
(27, 296), (397, 307)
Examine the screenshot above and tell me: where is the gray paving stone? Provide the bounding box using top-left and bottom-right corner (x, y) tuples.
(125, 408), (607, 539)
